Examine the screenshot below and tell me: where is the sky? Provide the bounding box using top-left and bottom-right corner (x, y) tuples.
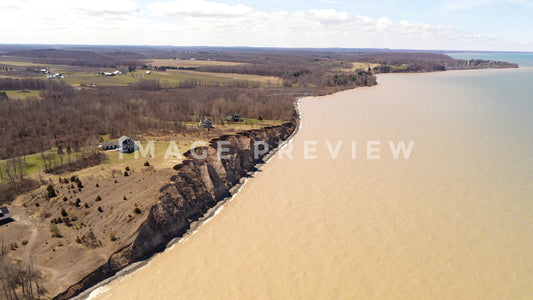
(0, 0), (532, 51)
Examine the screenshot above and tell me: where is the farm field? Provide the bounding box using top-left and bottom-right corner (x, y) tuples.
(0, 56), (281, 87)
(148, 58), (246, 68)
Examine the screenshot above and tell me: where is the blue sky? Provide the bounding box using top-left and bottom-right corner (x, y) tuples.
(1, 0), (532, 50)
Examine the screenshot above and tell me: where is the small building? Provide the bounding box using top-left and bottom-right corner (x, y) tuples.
(199, 118), (214, 129)
(226, 113), (243, 122)
(118, 135), (136, 153)
(100, 135), (136, 153)
(0, 207), (13, 225)
(47, 73), (64, 79)
(146, 71), (151, 75)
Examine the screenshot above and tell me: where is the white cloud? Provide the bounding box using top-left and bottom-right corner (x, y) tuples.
(0, 0), (145, 44)
(72, 0), (140, 16)
(0, 1), (528, 51)
(0, 0), (23, 10)
(442, 0), (533, 11)
(149, 0), (253, 17)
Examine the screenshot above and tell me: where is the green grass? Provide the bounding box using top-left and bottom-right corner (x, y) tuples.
(23, 154), (47, 175)
(0, 151), (88, 183)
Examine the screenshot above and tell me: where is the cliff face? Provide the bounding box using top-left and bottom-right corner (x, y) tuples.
(55, 121), (297, 300)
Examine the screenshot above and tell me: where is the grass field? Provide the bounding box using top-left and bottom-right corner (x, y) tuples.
(4, 90), (42, 100)
(0, 59), (53, 67)
(173, 69), (282, 86)
(0, 151), (83, 183)
(340, 62), (381, 72)
(1, 56), (281, 87)
(59, 70), (279, 87)
(148, 59), (246, 68)
(391, 64), (408, 69)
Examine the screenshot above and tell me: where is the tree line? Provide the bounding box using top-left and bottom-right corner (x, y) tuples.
(0, 241), (44, 299)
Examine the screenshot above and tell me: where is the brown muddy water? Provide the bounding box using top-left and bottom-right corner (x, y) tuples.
(89, 68), (533, 299)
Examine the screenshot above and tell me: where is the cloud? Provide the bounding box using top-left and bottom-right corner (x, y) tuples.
(0, 0), (146, 44)
(0, 1), (22, 10)
(141, 8), (507, 50)
(149, 0), (253, 17)
(72, 0), (140, 16)
(442, 0), (533, 11)
(0, 1), (528, 51)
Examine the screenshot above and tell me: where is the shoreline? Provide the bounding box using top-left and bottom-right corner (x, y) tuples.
(60, 65), (523, 300)
(70, 98), (305, 300)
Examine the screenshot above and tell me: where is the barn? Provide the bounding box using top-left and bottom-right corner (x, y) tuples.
(100, 136), (136, 153)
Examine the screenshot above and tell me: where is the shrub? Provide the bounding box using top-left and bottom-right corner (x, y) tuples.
(124, 171), (129, 177)
(123, 196), (127, 200)
(46, 184), (57, 199)
(125, 166), (130, 171)
(95, 195), (102, 202)
(63, 196), (68, 202)
(10, 242), (18, 250)
(144, 161), (150, 166)
(21, 240), (29, 246)
(61, 208), (68, 217)
(133, 207), (141, 214)
(109, 232), (117, 241)
(84, 203), (89, 208)
(96, 183), (99, 187)
(97, 206), (103, 213)
(50, 224), (62, 238)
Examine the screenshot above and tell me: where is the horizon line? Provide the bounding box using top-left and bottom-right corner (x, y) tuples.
(0, 43), (532, 54)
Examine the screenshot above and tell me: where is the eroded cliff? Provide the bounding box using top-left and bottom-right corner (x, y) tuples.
(55, 120), (297, 299)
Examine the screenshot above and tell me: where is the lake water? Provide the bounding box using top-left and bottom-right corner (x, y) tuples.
(90, 54), (533, 299)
